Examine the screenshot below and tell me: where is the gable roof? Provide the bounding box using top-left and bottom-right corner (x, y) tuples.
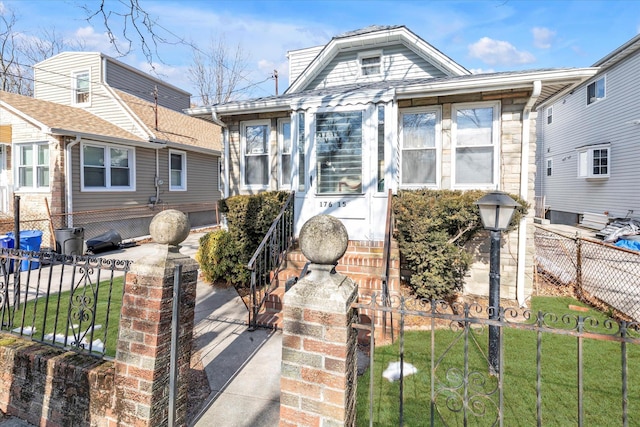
(113, 89), (222, 153)
(285, 25), (471, 94)
(592, 33), (640, 70)
(0, 90), (144, 143)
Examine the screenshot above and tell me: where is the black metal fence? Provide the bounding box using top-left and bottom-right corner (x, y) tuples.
(535, 225), (640, 322)
(0, 247), (130, 358)
(353, 294), (640, 426)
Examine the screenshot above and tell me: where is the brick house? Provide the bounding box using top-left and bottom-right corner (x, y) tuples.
(0, 52), (222, 243)
(188, 25), (598, 303)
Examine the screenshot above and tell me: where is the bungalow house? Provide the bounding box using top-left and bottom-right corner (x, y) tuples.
(0, 52), (222, 244)
(187, 25), (597, 304)
(535, 34), (640, 227)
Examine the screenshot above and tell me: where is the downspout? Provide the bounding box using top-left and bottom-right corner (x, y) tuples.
(65, 136), (81, 227)
(211, 112), (229, 199)
(517, 80), (541, 306)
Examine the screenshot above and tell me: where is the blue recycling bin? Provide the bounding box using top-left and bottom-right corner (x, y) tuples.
(0, 234), (14, 273)
(7, 230), (43, 270)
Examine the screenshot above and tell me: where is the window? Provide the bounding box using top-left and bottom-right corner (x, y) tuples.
(16, 143), (49, 190)
(587, 77), (605, 105)
(279, 119), (292, 188)
(377, 105), (385, 192)
(400, 108), (440, 187)
(546, 158), (553, 176)
(578, 144), (609, 178)
(73, 71), (90, 105)
(358, 51), (382, 77)
(242, 120), (270, 188)
(297, 113), (306, 192)
(547, 106), (553, 124)
(81, 143), (135, 190)
(315, 110), (362, 194)
(169, 150), (186, 190)
(452, 102), (500, 188)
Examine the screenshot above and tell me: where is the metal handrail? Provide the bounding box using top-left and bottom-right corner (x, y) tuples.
(246, 191), (295, 329)
(381, 188), (394, 340)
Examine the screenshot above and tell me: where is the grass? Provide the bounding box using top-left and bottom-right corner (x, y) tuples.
(357, 296), (640, 426)
(1, 276), (124, 358)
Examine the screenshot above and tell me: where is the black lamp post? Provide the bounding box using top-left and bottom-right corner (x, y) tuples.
(476, 191), (519, 375)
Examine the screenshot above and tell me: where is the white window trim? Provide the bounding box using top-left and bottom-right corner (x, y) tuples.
(240, 119), (271, 190)
(451, 101), (501, 190)
(277, 118), (292, 190)
(14, 141), (50, 193)
(577, 143), (610, 179)
(72, 69), (91, 107)
(80, 142), (136, 191)
(358, 50), (383, 78)
(586, 75), (606, 106)
(399, 106), (442, 189)
(168, 149), (187, 191)
(547, 106), (553, 124)
(546, 158), (553, 176)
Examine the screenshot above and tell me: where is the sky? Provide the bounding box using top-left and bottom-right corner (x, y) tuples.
(3, 0), (640, 104)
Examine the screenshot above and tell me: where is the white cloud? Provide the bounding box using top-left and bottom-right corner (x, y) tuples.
(468, 37), (535, 66)
(532, 27), (556, 49)
(469, 68), (496, 75)
(74, 26), (124, 55)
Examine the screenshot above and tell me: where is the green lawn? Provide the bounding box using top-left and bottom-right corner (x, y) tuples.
(357, 296), (640, 426)
(2, 276), (124, 357)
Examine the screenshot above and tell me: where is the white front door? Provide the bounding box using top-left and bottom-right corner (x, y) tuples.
(294, 104), (389, 242)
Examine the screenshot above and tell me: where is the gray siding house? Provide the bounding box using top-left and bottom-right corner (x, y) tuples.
(188, 25), (597, 303)
(0, 52), (222, 241)
(536, 34), (640, 226)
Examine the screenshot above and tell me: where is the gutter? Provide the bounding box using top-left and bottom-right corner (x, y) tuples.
(65, 136), (81, 227)
(516, 80), (541, 306)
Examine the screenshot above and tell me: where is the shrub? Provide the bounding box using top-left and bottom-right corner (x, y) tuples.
(196, 229), (249, 286)
(394, 189), (528, 301)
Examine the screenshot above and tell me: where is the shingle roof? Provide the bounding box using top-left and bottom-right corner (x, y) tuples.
(0, 90), (143, 141)
(114, 89), (221, 151)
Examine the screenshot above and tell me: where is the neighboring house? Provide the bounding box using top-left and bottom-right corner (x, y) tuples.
(187, 25), (597, 303)
(0, 52), (222, 242)
(536, 34), (640, 226)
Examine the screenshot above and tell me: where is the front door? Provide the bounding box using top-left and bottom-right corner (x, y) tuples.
(294, 105), (389, 241)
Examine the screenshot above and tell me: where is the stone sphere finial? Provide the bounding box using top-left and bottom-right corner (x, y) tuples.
(299, 215), (348, 265)
(149, 209), (191, 245)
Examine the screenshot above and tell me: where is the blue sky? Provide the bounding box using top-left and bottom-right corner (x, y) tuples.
(3, 0), (640, 101)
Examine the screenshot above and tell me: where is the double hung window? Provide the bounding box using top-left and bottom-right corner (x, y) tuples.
(587, 77), (605, 105)
(17, 143), (49, 190)
(169, 150), (186, 190)
(452, 102), (499, 188)
(73, 71), (90, 105)
(242, 120), (270, 188)
(279, 119), (292, 188)
(359, 51), (382, 77)
(82, 143), (135, 190)
(400, 108), (440, 187)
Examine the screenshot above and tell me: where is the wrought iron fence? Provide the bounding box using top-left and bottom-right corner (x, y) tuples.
(0, 247), (130, 358)
(353, 293), (640, 426)
(247, 192), (295, 329)
(535, 225), (640, 321)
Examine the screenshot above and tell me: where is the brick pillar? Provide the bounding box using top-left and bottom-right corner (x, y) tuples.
(113, 211), (198, 427)
(280, 215), (358, 427)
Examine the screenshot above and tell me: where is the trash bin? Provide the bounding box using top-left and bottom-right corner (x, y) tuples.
(86, 229), (122, 254)
(0, 234), (14, 273)
(7, 230), (43, 270)
(54, 227), (85, 256)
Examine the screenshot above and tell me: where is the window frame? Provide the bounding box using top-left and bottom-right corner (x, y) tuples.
(577, 144), (610, 179)
(80, 142), (136, 191)
(586, 76), (606, 106)
(168, 149), (187, 191)
(15, 141), (50, 192)
(546, 158), (553, 177)
(451, 101), (501, 190)
(358, 50), (382, 77)
(399, 106), (442, 189)
(240, 119), (271, 190)
(278, 118), (292, 189)
(72, 69), (91, 106)
(547, 106), (553, 124)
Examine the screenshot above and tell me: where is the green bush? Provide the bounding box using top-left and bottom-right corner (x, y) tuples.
(394, 189), (528, 301)
(196, 229), (249, 286)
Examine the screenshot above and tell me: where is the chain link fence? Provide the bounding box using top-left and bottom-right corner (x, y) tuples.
(0, 202), (219, 251)
(534, 225), (640, 321)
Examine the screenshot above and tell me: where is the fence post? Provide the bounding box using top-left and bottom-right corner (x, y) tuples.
(575, 233), (583, 297)
(280, 215), (358, 426)
(113, 210), (198, 427)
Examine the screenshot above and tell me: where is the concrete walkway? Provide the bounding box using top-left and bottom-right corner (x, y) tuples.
(0, 231), (282, 427)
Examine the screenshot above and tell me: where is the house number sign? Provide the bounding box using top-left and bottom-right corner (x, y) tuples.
(319, 201), (347, 208)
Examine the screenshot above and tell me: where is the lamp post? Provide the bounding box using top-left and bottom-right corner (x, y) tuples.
(476, 191), (520, 375)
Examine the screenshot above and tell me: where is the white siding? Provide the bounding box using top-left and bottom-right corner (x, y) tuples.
(288, 46), (324, 85)
(540, 50), (640, 219)
(306, 44), (448, 91)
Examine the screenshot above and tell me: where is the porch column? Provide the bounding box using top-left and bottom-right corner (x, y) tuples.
(280, 214), (359, 426)
(114, 210), (199, 427)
